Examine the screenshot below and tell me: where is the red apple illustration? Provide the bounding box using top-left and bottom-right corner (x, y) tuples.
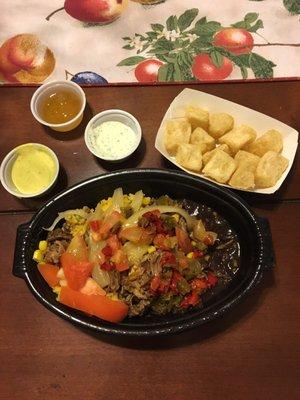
(134, 59), (164, 83)
(0, 34), (55, 83)
(46, 0), (128, 24)
(213, 28), (254, 55)
(191, 54), (233, 81)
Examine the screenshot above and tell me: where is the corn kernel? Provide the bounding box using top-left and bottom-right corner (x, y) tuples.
(123, 196), (130, 206)
(53, 286), (61, 295)
(187, 252), (194, 259)
(38, 240), (48, 251)
(191, 241), (197, 247)
(33, 250), (43, 262)
(172, 214), (179, 222)
(147, 246), (156, 254)
(101, 198), (112, 211)
(142, 197), (151, 206)
(106, 293), (119, 301)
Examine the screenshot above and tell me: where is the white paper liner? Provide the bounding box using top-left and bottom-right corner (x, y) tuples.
(155, 88), (299, 194)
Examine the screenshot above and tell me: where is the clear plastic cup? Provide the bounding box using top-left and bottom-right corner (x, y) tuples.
(30, 80), (86, 132)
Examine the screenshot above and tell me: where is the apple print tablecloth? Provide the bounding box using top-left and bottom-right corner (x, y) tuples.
(0, 0), (299, 85)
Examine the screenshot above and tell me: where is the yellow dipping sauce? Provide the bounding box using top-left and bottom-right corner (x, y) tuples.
(11, 145), (56, 194)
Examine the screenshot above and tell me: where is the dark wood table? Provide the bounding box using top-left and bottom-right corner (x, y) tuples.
(1, 81), (299, 400)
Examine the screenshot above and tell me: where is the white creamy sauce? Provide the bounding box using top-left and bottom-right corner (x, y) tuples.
(89, 121), (137, 159)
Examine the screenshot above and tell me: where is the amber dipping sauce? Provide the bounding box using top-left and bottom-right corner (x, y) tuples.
(38, 88), (82, 124)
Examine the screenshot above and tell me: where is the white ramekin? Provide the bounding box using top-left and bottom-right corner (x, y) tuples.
(84, 109), (142, 162)
(0, 143), (59, 198)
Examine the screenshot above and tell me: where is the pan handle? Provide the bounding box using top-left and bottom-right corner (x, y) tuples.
(13, 222), (31, 278)
(256, 216), (276, 271)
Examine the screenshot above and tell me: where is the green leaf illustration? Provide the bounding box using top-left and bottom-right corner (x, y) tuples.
(283, 0), (300, 14)
(177, 51), (193, 70)
(248, 19), (264, 32)
(117, 8), (276, 83)
(228, 53), (251, 68)
(158, 63), (174, 82)
(173, 61), (183, 81)
(151, 23), (164, 32)
(117, 56), (146, 66)
(231, 13), (263, 32)
(210, 50), (224, 68)
(166, 15), (178, 31)
(191, 35), (213, 47)
(231, 21), (248, 29)
(177, 8), (199, 31)
(194, 20), (222, 36)
(146, 31), (157, 39)
(244, 12), (259, 23)
(153, 38), (174, 51)
(240, 66), (248, 79)
(249, 53), (276, 78)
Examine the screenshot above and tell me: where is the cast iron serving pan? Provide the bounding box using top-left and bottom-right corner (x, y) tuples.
(13, 169), (275, 336)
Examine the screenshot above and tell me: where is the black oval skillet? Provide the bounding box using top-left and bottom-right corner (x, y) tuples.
(13, 169), (275, 336)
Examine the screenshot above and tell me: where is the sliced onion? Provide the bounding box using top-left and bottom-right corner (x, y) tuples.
(131, 190), (144, 213)
(123, 242), (148, 265)
(92, 265), (110, 288)
(112, 187), (124, 211)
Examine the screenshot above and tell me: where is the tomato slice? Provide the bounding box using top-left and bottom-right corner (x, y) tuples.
(61, 252), (93, 291)
(206, 272), (218, 287)
(119, 226), (154, 245)
(142, 210), (160, 220)
(100, 261), (115, 271)
(160, 251), (177, 266)
(67, 235), (88, 261)
(89, 220), (102, 232)
(175, 227), (193, 253)
(106, 234), (121, 252)
(98, 211), (122, 238)
(38, 263), (59, 288)
(111, 249), (129, 271)
(153, 234), (170, 250)
(102, 245), (113, 257)
(203, 234), (215, 246)
(59, 286), (128, 323)
(169, 270), (182, 293)
(150, 276), (160, 292)
(91, 212), (123, 241)
(180, 290), (199, 308)
(191, 278), (208, 293)
(193, 250), (204, 259)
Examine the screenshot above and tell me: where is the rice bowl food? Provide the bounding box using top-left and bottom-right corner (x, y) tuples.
(33, 187), (241, 323)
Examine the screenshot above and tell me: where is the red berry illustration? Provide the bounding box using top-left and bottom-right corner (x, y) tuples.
(46, 0), (128, 24)
(191, 54), (233, 81)
(134, 59), (164, 83)
(0, 34), (55, 83)
(213, 28), (254, 55)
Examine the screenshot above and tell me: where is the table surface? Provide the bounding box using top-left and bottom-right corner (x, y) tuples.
(1, 81), (299, 400)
